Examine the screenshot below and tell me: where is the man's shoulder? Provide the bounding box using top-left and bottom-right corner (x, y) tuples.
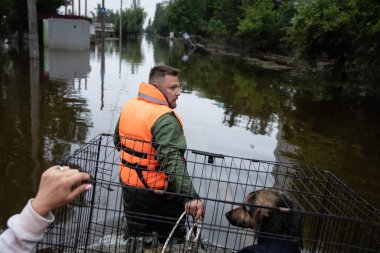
(152, 112), (182, 133)
(155, 112), (178, 124)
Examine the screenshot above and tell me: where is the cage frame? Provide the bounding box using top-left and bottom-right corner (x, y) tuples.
(36, 133), (380, 253)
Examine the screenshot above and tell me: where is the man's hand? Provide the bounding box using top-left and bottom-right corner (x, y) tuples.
(32, 166), (92, 217)
(185, 199), (205, 220)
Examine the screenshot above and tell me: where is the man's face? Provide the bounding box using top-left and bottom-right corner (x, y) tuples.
(156, 75), (181, 109)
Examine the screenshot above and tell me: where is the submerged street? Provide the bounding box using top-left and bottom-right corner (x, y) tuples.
(0, 36), (379, 229)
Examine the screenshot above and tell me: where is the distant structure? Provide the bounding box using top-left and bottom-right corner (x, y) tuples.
(93, 22), (115, 38)
(43, 16), (91, 50)
(62, 0), (88, 16)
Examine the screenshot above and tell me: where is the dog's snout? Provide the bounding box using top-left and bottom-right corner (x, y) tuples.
(225, 206), (251, 228)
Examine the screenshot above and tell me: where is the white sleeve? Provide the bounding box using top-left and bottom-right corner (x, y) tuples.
(0, 199), (55, 253)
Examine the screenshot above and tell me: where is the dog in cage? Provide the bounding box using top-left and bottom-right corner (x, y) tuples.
(225, 189), (303, 253)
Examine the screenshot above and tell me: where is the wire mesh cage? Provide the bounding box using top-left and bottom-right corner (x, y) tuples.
(36, 133), (380, 253)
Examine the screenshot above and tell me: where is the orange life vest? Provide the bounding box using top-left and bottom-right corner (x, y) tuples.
(118, 82), (183, 189)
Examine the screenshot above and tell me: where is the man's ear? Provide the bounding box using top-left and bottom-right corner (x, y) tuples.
(152, 82), (162, 90)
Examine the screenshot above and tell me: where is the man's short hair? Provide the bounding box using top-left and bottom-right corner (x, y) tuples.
(149, 65), (180, 83)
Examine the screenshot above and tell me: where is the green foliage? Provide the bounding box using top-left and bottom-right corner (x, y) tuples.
(165, 0), (207, 35)
(147, 0), (379, 77)
(0, 1), (9, 39)
(2, 0), (28, 39)
(145, 18), (154, 34)
(37, 0), (65, 13)
(237, 0), (280, 51)
(348, 0), (380, 71)
(204, 0), (243, 36)
(288, 0), (352, 67)
(1, 0), (65, 40)
(151, 2), (168, 34)
(288, 0), (380, 73)
(151, 0), (242, 36)
(277, 1), (297, 35)
(150, 0), (293, 51)
(94, 2), (146, 38)
(121, 6), (146, 37)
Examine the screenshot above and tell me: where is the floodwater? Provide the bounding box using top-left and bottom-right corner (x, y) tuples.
(0, 36), (379, 232)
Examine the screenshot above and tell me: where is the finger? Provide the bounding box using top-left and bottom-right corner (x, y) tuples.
(63, 168), (80, 176)
(185, 202), (190, 212)
(185, 205), (193, 216)
(67, 184), (92, 202)
(196, 208), (204, 220)
(66, 172), (91, 185)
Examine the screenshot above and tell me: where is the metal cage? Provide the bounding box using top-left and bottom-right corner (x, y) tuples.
(36, 134), (380, 253)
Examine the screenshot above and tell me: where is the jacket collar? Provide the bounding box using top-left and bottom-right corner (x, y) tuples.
(137, 82), (169, 107)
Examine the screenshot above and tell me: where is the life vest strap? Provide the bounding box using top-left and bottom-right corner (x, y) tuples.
(121, 159), (161, 189)
(121, 144), (148, 159)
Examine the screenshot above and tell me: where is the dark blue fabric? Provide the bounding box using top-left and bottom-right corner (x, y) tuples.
(237, 237), (300, 253)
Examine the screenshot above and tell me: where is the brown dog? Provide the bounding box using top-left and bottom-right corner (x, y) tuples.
(225, 189), (303, 253)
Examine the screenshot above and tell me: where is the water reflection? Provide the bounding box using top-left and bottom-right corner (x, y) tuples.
(30, 57), (41, 191)
(0, 48), (92, 228)
(120, 38), (143, 74)
(43, 48), (90, 80)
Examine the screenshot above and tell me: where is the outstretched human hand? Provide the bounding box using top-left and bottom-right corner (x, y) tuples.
(185, 199), (205, 220)
(31, 166), (92, 217)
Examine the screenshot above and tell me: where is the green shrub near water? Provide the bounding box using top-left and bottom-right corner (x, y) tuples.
(147, 0), (380, 80)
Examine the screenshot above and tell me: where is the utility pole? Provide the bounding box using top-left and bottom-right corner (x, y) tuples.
(101, 0), (105, 39)
(27, 0), (39, 59)
(100, 0), (105, 111)
(119, 0), (122, 39)
(27, 0), (41, 189)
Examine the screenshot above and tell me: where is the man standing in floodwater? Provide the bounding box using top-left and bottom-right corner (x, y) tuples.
(113, 64), (205, 243)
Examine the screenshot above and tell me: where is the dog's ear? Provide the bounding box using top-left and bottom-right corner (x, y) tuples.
(244, 191), (257, 213)
(249, 190), (278, 230)
(278, 192), (295, 209)
(250, 206), (272, 232)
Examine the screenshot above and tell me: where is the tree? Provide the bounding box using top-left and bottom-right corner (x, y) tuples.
(145, 18), (153, 34)
(288, 0), (380, 75)
(205, 0), (243, 36)
(4, 0), (28, 46)
(237, 0), (281, 51)
(348, 0), (380, 73)
(1, 0), (65, 44)
(152, 2), (170, 35)
(121, 4), (146, 37)
(165, 0), (207, 35)
(0, 1), (8, 40)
